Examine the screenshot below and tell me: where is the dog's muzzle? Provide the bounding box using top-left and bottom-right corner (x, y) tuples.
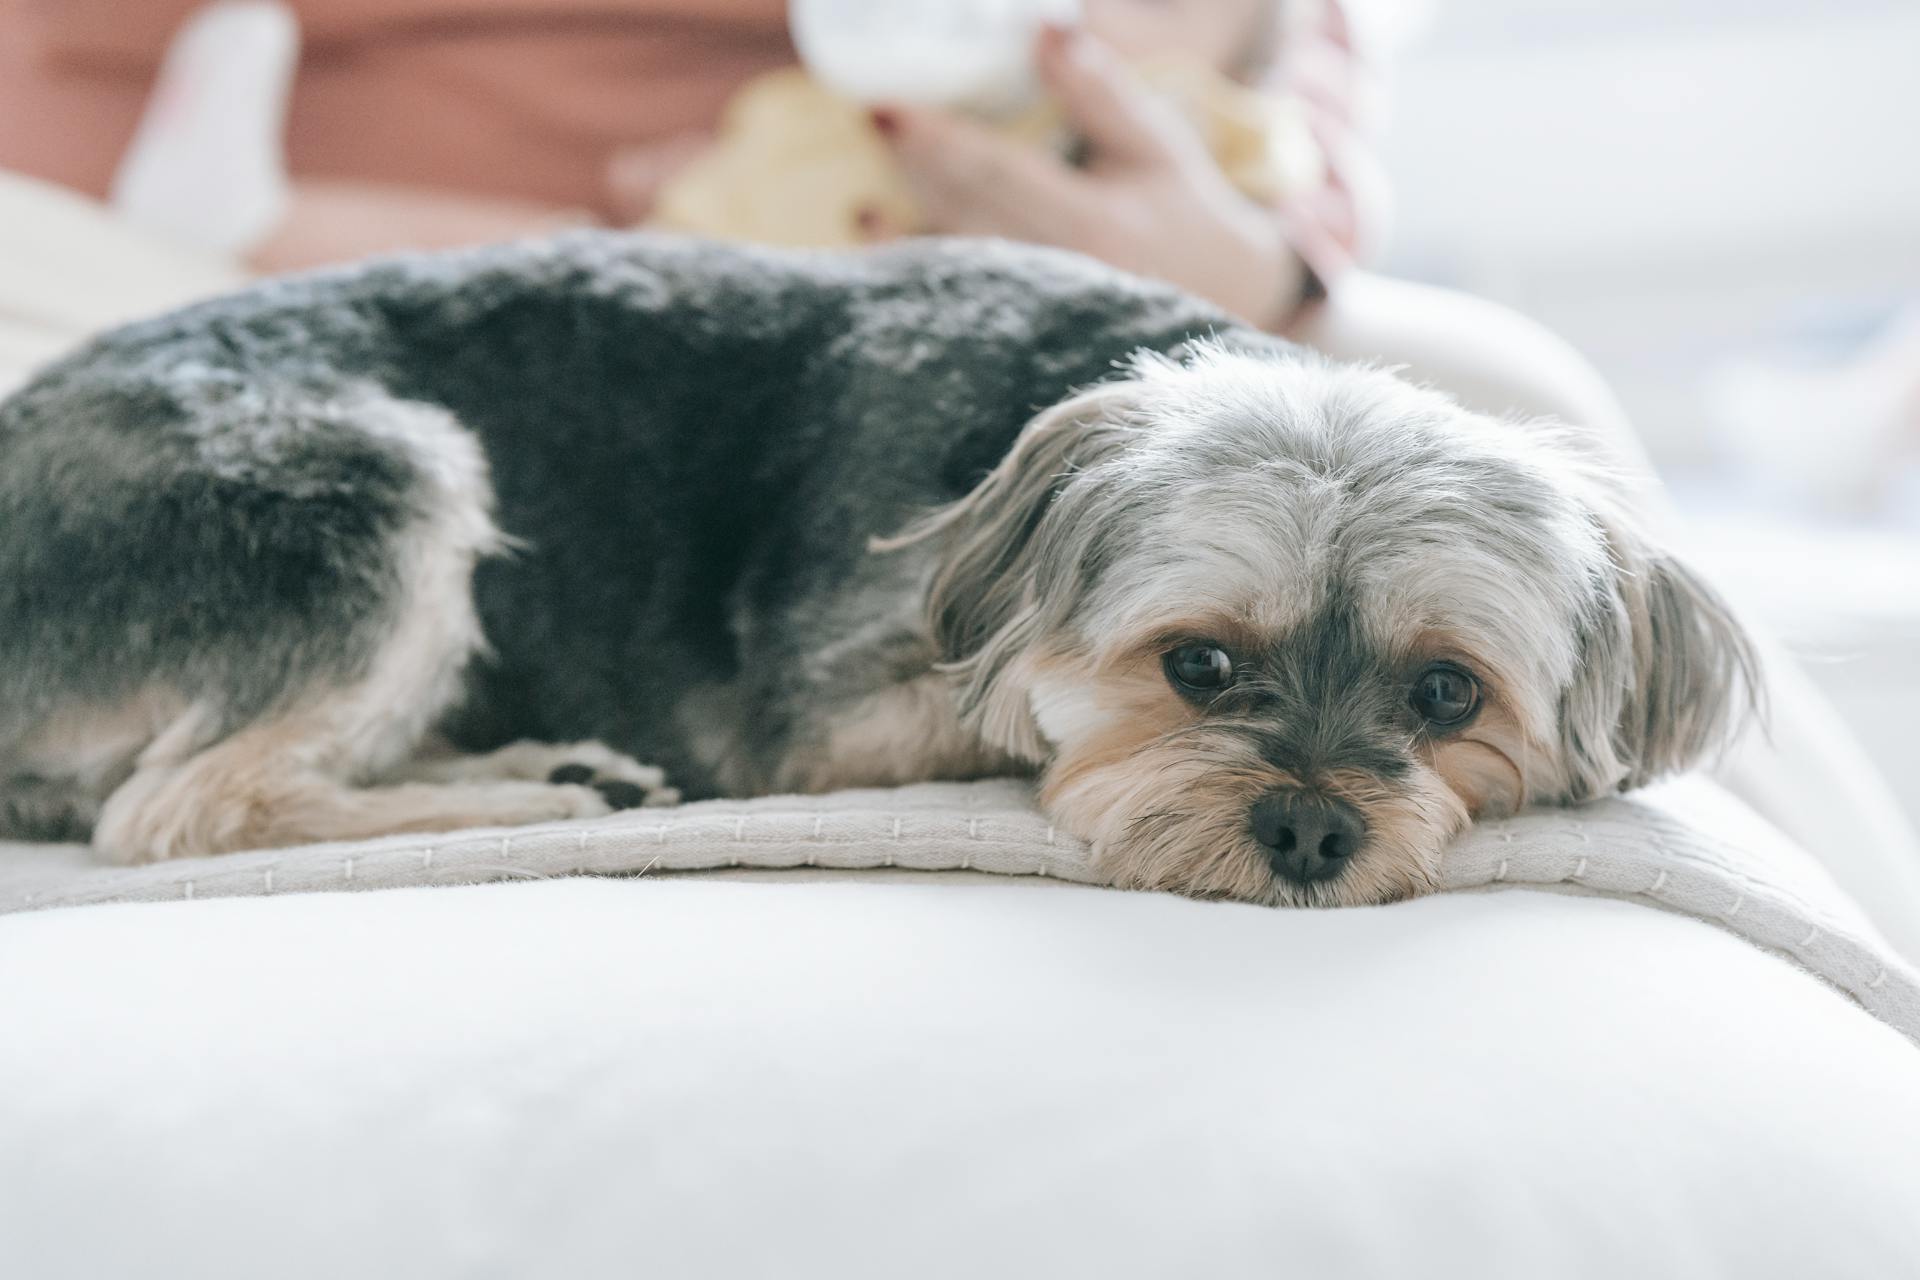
(1250, 788), (1367, 886)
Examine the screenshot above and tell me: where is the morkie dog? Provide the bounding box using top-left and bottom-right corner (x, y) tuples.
(0, 234), (1755, 905)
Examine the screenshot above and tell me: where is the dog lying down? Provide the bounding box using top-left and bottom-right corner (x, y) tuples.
(0, 234), (1756, 906)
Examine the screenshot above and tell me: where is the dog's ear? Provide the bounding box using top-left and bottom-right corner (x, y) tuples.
(878, 380), (1146, 760)
(1556, 506), (1762, 800)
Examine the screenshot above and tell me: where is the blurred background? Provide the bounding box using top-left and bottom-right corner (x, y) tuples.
(1376, 0), (1920, 820)
(1, 0), (1914, 816)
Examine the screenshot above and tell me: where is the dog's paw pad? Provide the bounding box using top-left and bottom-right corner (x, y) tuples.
(547, 763), (597, 786)
(594, 779), (650, 810)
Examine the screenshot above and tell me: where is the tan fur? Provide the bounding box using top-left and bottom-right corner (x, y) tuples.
(1427, 712), (1533, 820)
(1414, 647), (1535, 820)
(1317, 766), (1469, 904)
(91, 713), (616, 864)
(1045, 728), (1468, 907)
(84, 400), (660, 864)
(778, 675), (1022, 793)
(6, 689), (197, 795)
(1034, 651), (1198, 801)
(1025, 639), (1472, 908)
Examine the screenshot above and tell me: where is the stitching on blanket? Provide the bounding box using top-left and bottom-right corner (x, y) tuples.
(9, 785), (1917, 1054)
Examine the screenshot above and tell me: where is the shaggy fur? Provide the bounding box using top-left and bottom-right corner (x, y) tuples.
(0, 233), (1757, 903)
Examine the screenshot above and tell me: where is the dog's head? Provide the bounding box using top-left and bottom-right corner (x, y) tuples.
(899, 343), (1758, 905)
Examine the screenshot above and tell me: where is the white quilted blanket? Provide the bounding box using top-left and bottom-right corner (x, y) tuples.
(4, 775), (1915, 1047)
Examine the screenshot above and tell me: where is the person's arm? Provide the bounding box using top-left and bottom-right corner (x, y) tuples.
(34, 0), (779, 60)
(873, 26), (1305, 330)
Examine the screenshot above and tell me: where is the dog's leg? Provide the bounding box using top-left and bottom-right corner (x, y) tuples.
(88, 566), (633, 863)
(81, 394), (636, 865)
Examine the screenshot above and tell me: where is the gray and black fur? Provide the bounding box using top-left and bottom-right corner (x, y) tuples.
(0, 236), (1232, 836)
(0, 233), (1756, 901)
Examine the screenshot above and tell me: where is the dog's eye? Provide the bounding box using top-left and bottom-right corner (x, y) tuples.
(1165, 643), (1234, 694)
(1410, 663), (1480, 728)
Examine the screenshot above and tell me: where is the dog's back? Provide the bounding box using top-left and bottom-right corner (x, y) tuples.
(0, 233), (1238, 851)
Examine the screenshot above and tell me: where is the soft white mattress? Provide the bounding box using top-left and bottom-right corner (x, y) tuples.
(3, 871), (1918, 1280)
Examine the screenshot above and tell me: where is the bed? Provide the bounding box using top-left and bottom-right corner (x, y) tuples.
(4, 785), (1920, 1279)
(2, 172), (1918, 1279)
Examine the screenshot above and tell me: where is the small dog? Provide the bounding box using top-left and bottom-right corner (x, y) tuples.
(0, 234), (1755, 905)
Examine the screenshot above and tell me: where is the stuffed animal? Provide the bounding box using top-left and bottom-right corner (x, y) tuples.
(650, 62), (1322, 248)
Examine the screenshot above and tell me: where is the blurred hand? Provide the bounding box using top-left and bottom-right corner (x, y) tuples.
(1270, 9), (1393, 270)
(872, 26), (1303, 329)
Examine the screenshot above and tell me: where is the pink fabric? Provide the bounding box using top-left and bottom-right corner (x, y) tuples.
(0, 0), (792, 218)
(0, 0), (1373, 285)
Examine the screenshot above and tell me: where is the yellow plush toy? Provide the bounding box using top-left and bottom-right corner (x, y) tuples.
(651, 63), (1321, 248)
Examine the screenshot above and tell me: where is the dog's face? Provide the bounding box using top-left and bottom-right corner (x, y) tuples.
(907, 344), (1757, 906)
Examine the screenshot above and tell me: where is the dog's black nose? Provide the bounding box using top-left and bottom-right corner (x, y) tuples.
(1250, 789), (1366, 885)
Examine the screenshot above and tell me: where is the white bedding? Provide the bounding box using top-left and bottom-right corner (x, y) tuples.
(4, 869), (1919, 1279)
(4, 779), (1920, 1280)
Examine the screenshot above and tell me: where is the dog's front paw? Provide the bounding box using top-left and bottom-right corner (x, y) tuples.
(421, 739), (680, 810)
(544, 759), (680, 811)
(525, 781), (618, 822)
(537, 743), (679, 809)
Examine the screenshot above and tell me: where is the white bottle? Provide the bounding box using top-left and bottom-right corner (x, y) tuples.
(110, 2), (300, 259)
(791, 0), (1079, 115)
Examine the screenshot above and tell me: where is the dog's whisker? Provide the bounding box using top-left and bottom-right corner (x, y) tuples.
(1126, 809), (1188, 830)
